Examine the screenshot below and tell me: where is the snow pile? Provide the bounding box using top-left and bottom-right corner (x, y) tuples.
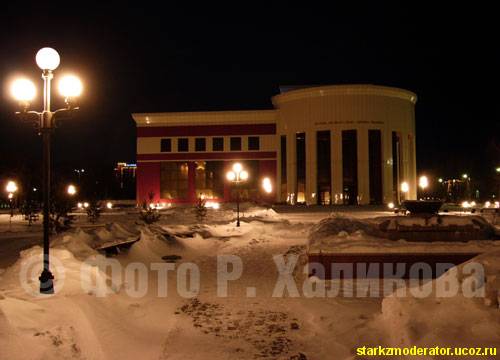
(378, 250), (500, 348)
(308, 215), (382, 253)
(127, 227), (176, 262)
(0, 245), (119, 298)
(239, 207), (283, 223)
(157, 205), (284, 226)
(308, 214), (500, 254)
(50, 228), (97, 259)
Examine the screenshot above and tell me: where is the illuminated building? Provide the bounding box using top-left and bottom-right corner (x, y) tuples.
(133, 84), (417, 205)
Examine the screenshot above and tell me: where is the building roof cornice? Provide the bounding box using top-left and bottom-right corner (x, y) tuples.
(272, 84), (417, 107)
(133, 109), (276, 126)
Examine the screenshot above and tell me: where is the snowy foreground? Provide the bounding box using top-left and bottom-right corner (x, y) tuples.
(0, 207), (499, 359)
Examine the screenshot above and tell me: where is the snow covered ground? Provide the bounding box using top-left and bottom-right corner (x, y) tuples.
(0, 207), (499, 359)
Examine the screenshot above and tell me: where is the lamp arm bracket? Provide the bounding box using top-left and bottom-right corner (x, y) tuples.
(52, 107), (80, 126)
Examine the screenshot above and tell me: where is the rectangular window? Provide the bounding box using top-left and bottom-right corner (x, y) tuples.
(316, 130), (331, 205)
(161, 138), (171, 152)
(296, 132), (306, 203)
(230, 137), (242, 151)
(178, 138), (189, 152)
(195, 138), (206, 152)
(195, 161), (224, 199)
(212, 137), (224, 151)
(280, 135), (287, 201)
(369, 130), (383, 204)
(248, 136), (260, 150)
(342, 130), (358, 205)
(160, 162), (189, 199)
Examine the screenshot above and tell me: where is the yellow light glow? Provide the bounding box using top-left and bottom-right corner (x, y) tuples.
(400, 182), (409, 193)
(106, 202), (113, 209)
(387, 202), (395, 209)
(8, 193), (13, 199)
(232, 163), (242, 173)
(226, 171), (236, 181)
(58, 75), (83, 98)
(35, 47), (60, 70)
(239, 170), (249, 181)
(470, 201), (476, 207)
(461, 201), (470, 208)
(418, 176), (429, 189)
(484, 201), (491, 208)
(462, 174), (468, 179)
(11, 78), (36, 102)
(67, 184), (77, 195)
(262, 177), (272, 193)
(205, 201), (220, 210)
(77, 202), (83, 209)
(83, 202), (89, 208)
(495, 201), (500, 209)
(6, 181), (18, 194)
(438, 178), (443, 183)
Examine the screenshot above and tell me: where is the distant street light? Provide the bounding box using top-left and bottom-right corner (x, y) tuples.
(6, 180), (18, 194)
(74, 169), (85, 183)
(418, 176), (429, 200)
(496, 167), (500, 173)
(262, 177), (273, 194)
(5, 180), (18, 231)
(10, 47), (82, 294)
(400, 182), (409, 202)
(462, 174), (468, 179)
(226, 163), (249, 227)
(418, 176), (429, 190)
(67, 184), (77, 196)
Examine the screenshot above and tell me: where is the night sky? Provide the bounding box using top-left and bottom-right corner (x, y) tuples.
(0, 4), (498, 195)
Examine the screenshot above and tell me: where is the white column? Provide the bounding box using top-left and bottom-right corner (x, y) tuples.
(407, 133), (417, 200)
(332, 131), (343, 204)
(276, 134), (282, 203)
(306, 131), (317, 205)
(357, 129), (370, 205)
(383, 130), (394, 204)
(286, 132), (296, 204)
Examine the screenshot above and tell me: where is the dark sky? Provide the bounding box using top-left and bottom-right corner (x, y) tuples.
(0, 3), (498, 192)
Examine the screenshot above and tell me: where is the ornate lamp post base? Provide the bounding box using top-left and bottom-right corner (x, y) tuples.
(39, 269), (54, 294)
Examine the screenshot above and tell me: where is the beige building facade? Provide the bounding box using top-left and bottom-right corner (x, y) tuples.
(134, 84), (417, 205)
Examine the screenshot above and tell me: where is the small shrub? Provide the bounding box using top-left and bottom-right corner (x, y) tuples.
(86, 200), (102, 223)
(194, 196), (207, 223)
(20, 199), (40, 226)
(139, 192), (161, 224)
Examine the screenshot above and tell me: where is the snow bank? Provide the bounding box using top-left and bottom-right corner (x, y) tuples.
(308, 214), (500, 254)
(127, 227), (176, 262)
(378, 250), (500, 348)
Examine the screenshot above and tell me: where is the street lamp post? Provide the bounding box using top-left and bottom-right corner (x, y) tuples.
(10, 47), (82, 294)
(74, 169), (85, 184)
(226, 163), (249, 227)
(6, 181), (18, 232)
(418, 175), (429, 200)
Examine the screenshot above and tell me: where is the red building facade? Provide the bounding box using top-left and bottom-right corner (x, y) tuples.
(133, 110), (277, 205)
